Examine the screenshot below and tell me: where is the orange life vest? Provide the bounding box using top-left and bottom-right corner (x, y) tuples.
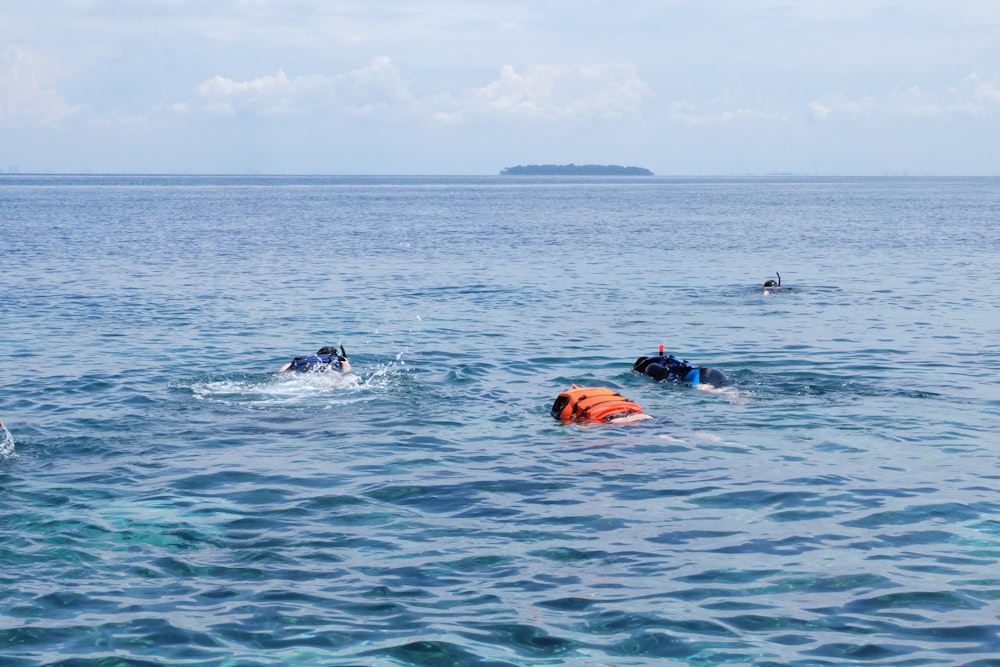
(551, 385), (646, 423)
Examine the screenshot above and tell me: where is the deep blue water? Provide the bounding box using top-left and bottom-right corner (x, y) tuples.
(2, 174), (1000, 666)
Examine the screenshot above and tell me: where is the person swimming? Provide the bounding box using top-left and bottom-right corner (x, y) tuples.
(633, 346), (728, 387)
(280, 345), (351, 374)
(763, 272), (785, 295)
(551, 385), (652, 424)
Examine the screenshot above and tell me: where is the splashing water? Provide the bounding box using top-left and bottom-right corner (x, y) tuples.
(0, 423), (14, 459)
(186, 361), (407, 409)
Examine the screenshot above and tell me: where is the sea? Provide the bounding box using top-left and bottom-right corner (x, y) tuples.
(1, 174), (999, 666)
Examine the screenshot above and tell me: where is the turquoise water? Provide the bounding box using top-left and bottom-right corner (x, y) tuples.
(2, 174), (1000, 666)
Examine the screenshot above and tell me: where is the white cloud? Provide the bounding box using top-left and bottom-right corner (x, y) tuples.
(668, 105), (789, 125)
(667, 90), (790, 126)
(808, 101), (833, 120)
(431, 63), (652, 122)
(0, 45), (85, 123)
(960, 74), (1000, 109)
(662, 74), (1000, 127)
(806, 93), (876, 121)
(186, 58), (652, 124)
(189, 56), (414, 117)
(808, 74), (1000, 121)
(194, 69), (333, 116)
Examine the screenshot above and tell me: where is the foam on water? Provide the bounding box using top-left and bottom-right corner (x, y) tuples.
(693, 382), (750, 404)
(0, 424), (14, 460)
(185, 359), (409, 408)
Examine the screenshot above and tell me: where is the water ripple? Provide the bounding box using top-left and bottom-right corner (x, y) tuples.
(4, 176), (1000, 665)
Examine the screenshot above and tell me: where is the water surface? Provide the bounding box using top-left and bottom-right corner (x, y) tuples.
(2, 175), (1000, 665)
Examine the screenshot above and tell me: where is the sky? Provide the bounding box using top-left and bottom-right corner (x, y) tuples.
(1, 0), (999, 175)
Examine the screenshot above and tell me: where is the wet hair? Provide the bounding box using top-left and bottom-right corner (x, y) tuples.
(317, 346), (337, 355)
(763, 279), (777, 288)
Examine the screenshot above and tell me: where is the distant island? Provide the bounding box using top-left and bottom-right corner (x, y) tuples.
(500, 164), (654, 176)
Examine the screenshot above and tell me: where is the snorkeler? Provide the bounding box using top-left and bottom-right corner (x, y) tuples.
(763, 272), (787, 295)
(551, 385), (652, 424)
(280, 345), (351, 374)
(633, 345), (728, 388)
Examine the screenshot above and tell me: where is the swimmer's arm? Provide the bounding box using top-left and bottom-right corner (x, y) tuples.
(279, 362), (292, 372)
(340, 359), (351, 373)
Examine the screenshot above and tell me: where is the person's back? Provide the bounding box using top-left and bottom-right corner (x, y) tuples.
(551, 385), (651, 424)
(280, 345), (351, 374)
(633, 348), (727, 388)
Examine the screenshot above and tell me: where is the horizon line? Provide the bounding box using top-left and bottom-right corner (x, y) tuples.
(2, 171), (994, 178)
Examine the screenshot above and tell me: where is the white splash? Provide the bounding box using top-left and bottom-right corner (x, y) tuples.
(695, 383), (750, 405)
(192, 371), (363, 406)
(189, 363), (402, 408)
(0, 424), (14, 460)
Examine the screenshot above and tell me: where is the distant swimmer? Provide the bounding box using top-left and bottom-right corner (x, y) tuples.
(633, 345), (728, 388)
(551, 385), (652, 424)
(762, 272), (786, 295)
(280, 345), (351, 374)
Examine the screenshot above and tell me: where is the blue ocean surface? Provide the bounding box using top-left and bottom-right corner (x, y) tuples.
(1, 174), (999, 666)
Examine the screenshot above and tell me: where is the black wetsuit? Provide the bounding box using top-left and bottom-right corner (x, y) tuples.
(633, 354), (728, 387)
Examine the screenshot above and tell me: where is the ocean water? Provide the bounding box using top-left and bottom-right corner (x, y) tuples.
(1, 174), (999, 666)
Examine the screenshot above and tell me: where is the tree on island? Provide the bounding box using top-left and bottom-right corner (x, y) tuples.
(500, 163), (653, 176)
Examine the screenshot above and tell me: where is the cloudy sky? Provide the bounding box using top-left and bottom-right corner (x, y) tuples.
(2, 0), (998, 174)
